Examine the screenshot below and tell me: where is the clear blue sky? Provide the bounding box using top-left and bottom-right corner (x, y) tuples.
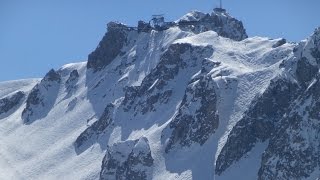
(1, 0), (319, 81)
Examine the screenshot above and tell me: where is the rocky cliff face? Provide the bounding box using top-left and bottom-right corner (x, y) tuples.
(75, 103), (115, 152)
(164, 71), (219, 153)
(216, 27), (320, 180)
(215, 78), (300, 175)
(22, 69), (61, 124)
(257, 27), (320, 180)
(0, 91), (25, 116)
(100, 137), (154, 180)
(122, 43), (214, 115)
(87, 22), (132, 72)
(177, 9), (248, 41)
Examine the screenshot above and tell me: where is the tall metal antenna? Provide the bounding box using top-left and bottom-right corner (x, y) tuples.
(214, 0), (226, 12)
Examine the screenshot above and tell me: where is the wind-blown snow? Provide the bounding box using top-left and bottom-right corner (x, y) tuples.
(0, 79), (40, 98)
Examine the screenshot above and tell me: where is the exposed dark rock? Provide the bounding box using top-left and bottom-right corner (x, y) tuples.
(122, 43), (214, 115)
(23, 85), (42, 114)
(272, 38), (286, 48)
(66, 70), (79, 85)
(74, 104), (114, 150)
(0, 91), (25, 116)
(22, 69), (61, 124)
(310, 27), (320, 63)
(296, 57), (318, 88)
(215, 78), (299, 175)
(215, 28), (320, 178)
(100, 137), (154, 180)
(66, 97), (77, 112)
(138, 21), (152, 33)
(216, 29), (320, 177)
(258, 78), (320, 179)
(177, 10), (248, 41)
(164, 75), (219, 152)
(65, 69), (79, 95)
(258, 115), (319, 180)
(294, 27), (320, 88)
(87, 22), (132, 71)
(44, 69), (61, 82)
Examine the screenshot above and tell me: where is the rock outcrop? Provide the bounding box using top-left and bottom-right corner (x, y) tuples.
(66, 69), (79, 94)
(22, 69), (61, 124)
(0, 91), (25, 116)
(87, 22), (132, 71)
(215, 28), (320, 179)
(100, 137), (154, 180)
(177, 9), (248, 41)
(74, 104), (114, 150)
(122, 43), (214, 116)
(164, 75), (219, 152)
(215, 78), (299, 175)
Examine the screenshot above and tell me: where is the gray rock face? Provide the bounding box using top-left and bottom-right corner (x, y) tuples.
(138, 21), (152, 33)
(100, 137), (154, 180)
(87, 22), (131, 71)
(66, 69), (79, 94)
(215, 78), (299, 175)
(164, 75), (219, 152)
(44, 69), (61, 82)
(216, 76), (319, 179)
(216, 28), (320, 179)
(177, 10), (248, 41)
(310, 27), (320, 63)
(258, 76), (320, 179)
(295, 28), (320, 87)
(272, 38), (286, 48)
(22, 69), (61, 124)
(122, 43), (214, 116)
(74, 104), (114, 151)
(296, 57), (318, 88)
(0, 91), (25, 116)
(66, 70), (79, 85)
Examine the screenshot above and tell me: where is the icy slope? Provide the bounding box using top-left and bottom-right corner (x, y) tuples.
(0, 9), (319, 180)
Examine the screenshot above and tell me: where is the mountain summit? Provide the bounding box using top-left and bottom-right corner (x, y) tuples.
(0, 9), (319, 180)
(177, 8), (247, 41)
(88, 9), (247, 72)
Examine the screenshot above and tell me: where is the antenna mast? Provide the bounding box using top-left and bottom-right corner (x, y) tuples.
(214, 0), (226, 12)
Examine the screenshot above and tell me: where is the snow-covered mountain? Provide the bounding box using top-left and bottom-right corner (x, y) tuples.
(0, 9), (319, 180)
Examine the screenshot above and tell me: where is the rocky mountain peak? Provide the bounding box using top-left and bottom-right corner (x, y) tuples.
(107, 21), (133, 32)
(87, 21), (130, 71)
(292, 27), (320, 87)
(87, 9), (248, 72)
(43, 69), (61, 82)
(177, 9), (248, 41)
(2, 6), (320, 180)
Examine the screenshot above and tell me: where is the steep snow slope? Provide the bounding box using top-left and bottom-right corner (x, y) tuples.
(0, 64), (106, 180)
(0, 9), (318, 180)
(0, 79), (39, 179)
